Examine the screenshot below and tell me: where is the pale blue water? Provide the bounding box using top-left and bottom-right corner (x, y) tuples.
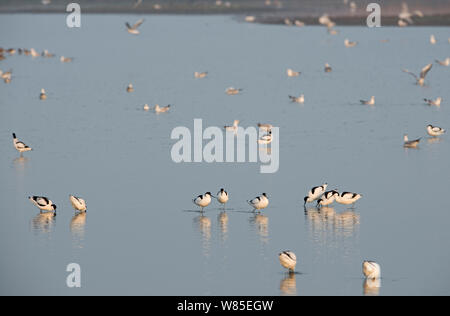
(0, 14), (449, 295)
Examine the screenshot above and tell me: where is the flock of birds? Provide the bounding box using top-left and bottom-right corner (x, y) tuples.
(3, 1), (449, 294)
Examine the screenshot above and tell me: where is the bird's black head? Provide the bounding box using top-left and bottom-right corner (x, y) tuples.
(205, 192), (212, 196)
(52, 204), (57, 210)
(220, 188), (224, 192)
(303, 196), (308, 205)
(12, 133), (16, 138)
(262, 193), (267, 197)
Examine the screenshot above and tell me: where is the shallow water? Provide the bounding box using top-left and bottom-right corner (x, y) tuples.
(0, 14), (449, 295)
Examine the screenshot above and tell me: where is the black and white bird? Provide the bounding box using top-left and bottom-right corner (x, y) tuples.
(155, 104), (171, 113)
(69, 195), (87, 212)
(360, 96), (375, 105)
(193, 192), (212, 211)
(317, 190), (339, 207)
(279, 251), (297, 272)
(304, 183), (328, 205)
(248, 193), (269, 211)
(324, 63), (332, 73)
(258, 131), (272, 145)
(194, 71), (208, 78)
(424, 97), (441, 106)
(344, 39), (358, 47)
(289, 94), (304, 104)
(126, 18), (144, 34)
(335, 191), (362, 205)
(363, 261), (381, 279)
(39, 88), (47, 100)
(12, 133), (32, 155)
(286, 68), (301, 77)
(427, 124), (445, 137)
(403, 63), (432, 86)
(216, 188), (229, 207)
(403, 134), (421, 148)
(29, 196), (57, 212)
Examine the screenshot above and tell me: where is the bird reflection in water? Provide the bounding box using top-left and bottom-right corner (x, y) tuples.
(194, 215), (211, 257)
(249, 213), (269, 244)
(218, 211), (228, 242)
(280, 273), (297, 296)
(363, 278), (381, 296)
(71, 212), (87, 249)
(31, 212), (56, 235)
(305, 206), (359, 254)
(427, 137), (442, 144)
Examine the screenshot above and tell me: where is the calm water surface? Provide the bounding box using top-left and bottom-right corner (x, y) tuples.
(0, 14), (449, 295)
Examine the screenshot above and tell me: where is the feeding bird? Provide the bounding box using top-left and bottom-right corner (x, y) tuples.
(29, 196), (57, 212)
(69, 195), (87, 212)
(12, 133), (32, 155)
(335, 191), (362, 205)
(304, 183), (328, 205)
(155, 104), (171, 113)
(279, 251), (297, 272)
(424, 97), (441, 106)
(317, 190), (339, 207)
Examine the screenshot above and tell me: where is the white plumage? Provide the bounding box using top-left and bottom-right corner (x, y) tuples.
(29, 196), (57, 212)
(279, 251), (297, 272)
(304, 183), (328, 205)
(335, 191), (362, 205)
(193, 192), (212, 211)
(427, 125), (445, 137)
(12, 133), (32, 155)
(70, 195), (87, 212)
(248, 193), (269, 210)
(363, 261), (381, 279)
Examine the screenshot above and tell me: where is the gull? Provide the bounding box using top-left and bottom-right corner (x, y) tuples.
(289, 94), (304, 104)
(257, 123), (272, 131)
(304, 183), (328, 205)
(224, 120), (239, 133)
(126, 18), (145, 34)
(284, 18), (292, 26)
(42, 50), (54, 58)
(194, 71), (208, 78)
(69, 195), (87, 212)
(0, 69), (12, 80)
(216, 188), (229, 207)
(430, 34), (437, 45)
(424, 97), (441, 106)
(324, 63), (332, 72)
(126, 83), (134, 92)
(402, 63), (432, 86)
(30, 48), (39, 57)
(398, 19), (408, 27)
(132, 0), (143, 9)
(245, 16), (256, 22)
(193, 192), (212, 212)
(363, 261), (381, 279)
(360, 96), (375, 105)
(29, 196), (57, 212)
(403, 134), (421, 148)
(344, 39), (358, 47)
(294, 20), (305, 27)
(143, 104), (150, 111)
(279, 251), (297, 273)
(248, 193), (269, 211)
(258, 131), (272, 144)
(225, 87), (242, 95)
(427, 125), (445, 137)
(319, 14), (335, 28)
(335, 191), (362, 205)
(286, 68), (300, 77)
(155, 104), (170, 113)
(60, 56), (73, 63)
(435, 57), (450, 66)
(40, 89), (47, 100)
(12, 133), (32, 155)
(317, 190), (339, 207)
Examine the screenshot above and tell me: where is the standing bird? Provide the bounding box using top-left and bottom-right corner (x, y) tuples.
(194, 71), (208, 78)
(430, 34), (437, 45)
(289, 94), (304, 104)
(360, 96), (375, 105)
(424, 97), (441, 106)
(29, 196), (57, 212)
(279, 251), (297, 272)
(216, 188), (229, 208)
(193, 192), (212, 212)
(403, 134), (421, 148)
(335, 191), (362, 205)
(126, 83), (134, 92)
(427, 125), (445, 137)
(286, 68), (301, 77)
(317, 190), (339, 207)
(324, 63), (332, 72)
(125, 18), (145, 34)
(155, 104), (170, 113)
(403, 63), (432, 86)
(363, 261), (381, 279)
(304, 183), (328, 206)
(143, 104), (150, 111)
(12, 133), (32, 156)
(39, 89), (47, 100)
(69, 195), (87, 212)
(247, 193), (269, 211)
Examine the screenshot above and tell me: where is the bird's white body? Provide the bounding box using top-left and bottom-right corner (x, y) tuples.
(403, 63), (432, 86)
(217, 189), (229, 205)
(248, 193), (269, 210)
(430, 34), (437, 45)
(404, 134), (421, 148)
(424, 97), (441, 106)
(304, 183), (328, 204)
(289, 94), (304, 104)
(40, 88), (47, 100)
(279, 251), (297, 272)
(126, 19), (144, 34)
(361, 96), (375, 105)
(258, 131), (272, 144)
(60, 56), (73, 63)
(427, 125), (445, 137)
(155, 104), (170, 113)
(363, 261), (381, 279)
(344, 39), (357, 47)
(436, 57), (450, 66)
(286, 68), (300, 77)
(335, 192), (362, 205)
(143, 104), (150, 111)
(127, 84), (134, 92)
(226, 87), (242, 95)
(194, 71), (208, 78)
(193, 192), (212, 210)
(70, 195), (87, 212)
(12, 133), (32, 154)
(29, 196), (57, 212)
(317, 190), (339, 207)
